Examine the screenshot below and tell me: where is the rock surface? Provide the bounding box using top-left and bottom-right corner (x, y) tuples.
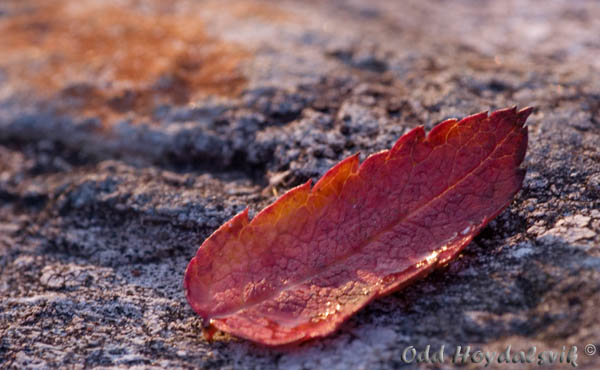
(1, 0), (599, 368)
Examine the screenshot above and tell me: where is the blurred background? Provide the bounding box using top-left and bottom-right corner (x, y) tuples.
(1, 0), (599, 368)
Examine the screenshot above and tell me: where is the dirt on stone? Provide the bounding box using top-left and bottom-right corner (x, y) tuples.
(0, 0), (249, 126)
(1, 0), (599, 369)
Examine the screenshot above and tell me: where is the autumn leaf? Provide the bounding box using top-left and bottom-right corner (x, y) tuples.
(184, 107), (532, 346)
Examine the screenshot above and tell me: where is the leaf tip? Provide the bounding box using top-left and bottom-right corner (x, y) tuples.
(517, 106), (534, 125)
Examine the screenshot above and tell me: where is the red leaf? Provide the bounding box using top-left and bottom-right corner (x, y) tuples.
(184, 107), (532, 346)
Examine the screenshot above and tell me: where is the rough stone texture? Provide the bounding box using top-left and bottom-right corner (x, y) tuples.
(0, 0), (598, 368)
